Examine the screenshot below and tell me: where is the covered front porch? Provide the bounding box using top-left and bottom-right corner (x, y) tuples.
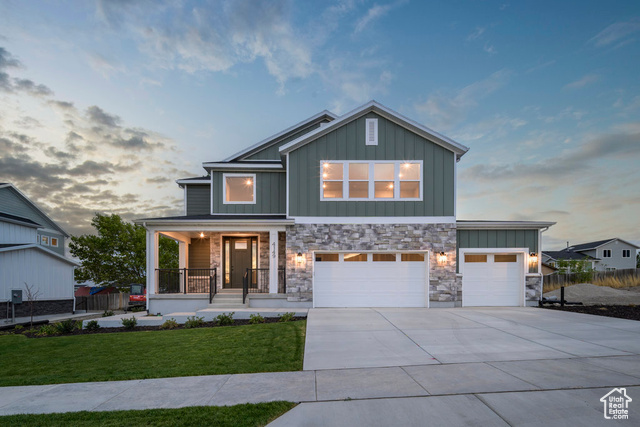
(143, 218), (295, 314)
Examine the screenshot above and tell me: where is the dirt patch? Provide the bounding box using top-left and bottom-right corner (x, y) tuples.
(544, 305), (640, 321)
(11, 317), (307, 338)
(543, 283), (640, 306)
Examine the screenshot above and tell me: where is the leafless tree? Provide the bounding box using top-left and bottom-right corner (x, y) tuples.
(24, 283), (41, 329)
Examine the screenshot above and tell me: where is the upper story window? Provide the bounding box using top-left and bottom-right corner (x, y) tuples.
(50, 237), (59, 247)
(320, 161), (422, 201)
(602, 249), (611, 258)
(41, 236), (49, 246)
(223, 173), (256, 204)
(622, 249), (631, 258)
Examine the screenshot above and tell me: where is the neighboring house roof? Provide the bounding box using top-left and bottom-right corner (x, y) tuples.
(0, 212), (41, 228)
(0, 183), (69, 237)
(279, 100), (471, 160)
(0, 243), (80, 265)
(457, 220), (556, 230)
(542, 251), (599, 261)
(74, 286), (118, 297)
(221, 110), (337, 162)
(541, 262), (558, 271)
(566, 238), (640, 252)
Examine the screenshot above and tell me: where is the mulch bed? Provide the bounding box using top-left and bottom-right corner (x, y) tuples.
(543, 305), (640, 321)
(9, 317), (307, 338)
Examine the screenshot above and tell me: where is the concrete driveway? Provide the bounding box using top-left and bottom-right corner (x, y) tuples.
(304, 307), (640, 370)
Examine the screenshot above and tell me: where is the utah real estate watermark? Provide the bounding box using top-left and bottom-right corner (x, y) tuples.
(600, 388), (632, 420)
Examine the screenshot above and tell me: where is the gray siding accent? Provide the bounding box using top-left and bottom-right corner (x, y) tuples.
(38, 230), (65, 256)
(288, 112), (455, 217)
(186, 185), (211, 215)
(457, 229), (539, 273)
(211, 171), (286, 214)
(245, 121), (326, 160)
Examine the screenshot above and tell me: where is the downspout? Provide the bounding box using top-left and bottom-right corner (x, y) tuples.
(538, 226), (550, 305)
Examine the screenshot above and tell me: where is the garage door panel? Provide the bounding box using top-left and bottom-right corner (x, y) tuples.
(314, 254), (427, 308)
(463, 253), (522, 307)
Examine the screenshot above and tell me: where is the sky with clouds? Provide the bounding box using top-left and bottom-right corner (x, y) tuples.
(0, 0), (639, 250)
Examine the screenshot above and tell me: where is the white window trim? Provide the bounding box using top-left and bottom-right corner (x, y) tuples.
(222, 173), (257, 205)
(365, 118), (378, 145)
(320, 160), (423, 202)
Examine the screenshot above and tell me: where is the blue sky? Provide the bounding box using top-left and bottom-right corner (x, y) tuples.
(0, 0), (639, 250)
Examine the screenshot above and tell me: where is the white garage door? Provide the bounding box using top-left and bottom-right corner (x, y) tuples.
(313, 252), (427, 308)
(462, 253), (523, 306)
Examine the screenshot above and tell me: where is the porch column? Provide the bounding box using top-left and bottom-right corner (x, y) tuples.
(269, 230), (278, 294)
(178, 240), (188, 269)
(146, 230), (159, 303)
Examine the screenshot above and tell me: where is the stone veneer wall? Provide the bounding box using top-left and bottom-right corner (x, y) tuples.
(208, 232), (271, 290)
(525, 275), (542, 301)
(1, 299), (74, 319)
(285, 223), (457, 303)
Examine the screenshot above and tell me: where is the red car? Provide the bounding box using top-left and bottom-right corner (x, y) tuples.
(126, 284), (146, 311)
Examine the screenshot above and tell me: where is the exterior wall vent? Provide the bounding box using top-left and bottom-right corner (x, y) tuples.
(365, 118), (378, 146)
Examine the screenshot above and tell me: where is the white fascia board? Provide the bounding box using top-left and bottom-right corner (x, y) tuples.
(1, 184), (70, 237)
(140, 220), (295, 228)
(0, 243), (80, 265)
(279, 100), (470, 158)
(220, 110), (338, 162)
(203, 163), (285, 170)
(456, 221), (556, 230)
(143, 223), (292, 233)
(176, 179), (211, 185)
(292, 216), (456, 225)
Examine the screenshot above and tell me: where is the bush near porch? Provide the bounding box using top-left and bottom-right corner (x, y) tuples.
(0, 321), (306, 387)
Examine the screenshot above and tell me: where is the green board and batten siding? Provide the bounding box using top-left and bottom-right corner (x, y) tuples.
(186, 185), (211, 215)
(457, 229), (539, 273)
(210, 171), (286, 214)
(288, 112), (455, 217)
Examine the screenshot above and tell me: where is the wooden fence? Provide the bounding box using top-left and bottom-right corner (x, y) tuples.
(75, 293), (130, 311)
(545, 268), (640, 288)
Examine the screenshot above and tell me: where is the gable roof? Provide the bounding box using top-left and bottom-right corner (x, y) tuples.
(0, 212), (41, 228)
(542, 251), (599, 261)
(0, 184), (69, 237)
(566, 238), (640, 252)
(221, 110), (337, 163)
(279, 100), (470, 160)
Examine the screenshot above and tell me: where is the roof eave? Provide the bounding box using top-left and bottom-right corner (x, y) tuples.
(457, 221), (556, 230)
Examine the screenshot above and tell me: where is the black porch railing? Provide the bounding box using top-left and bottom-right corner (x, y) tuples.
(242, 268), (287, 304)
(156, 268), (217, 302)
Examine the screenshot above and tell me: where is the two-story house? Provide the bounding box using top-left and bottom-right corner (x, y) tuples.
(0, 183), (79, 318)
(138, 101), (554, 314)
(543, 238), (639, 272)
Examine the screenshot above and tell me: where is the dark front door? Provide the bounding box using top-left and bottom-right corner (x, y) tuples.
(223, 237), (256, 288)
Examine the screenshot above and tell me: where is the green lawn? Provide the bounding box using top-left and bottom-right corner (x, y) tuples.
(0, 321), (306, 387)
(0, 402), (296, 427)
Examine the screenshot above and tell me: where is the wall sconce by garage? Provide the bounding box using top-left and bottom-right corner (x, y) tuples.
(529, 252), (538, 263)
(199, 232), (205, 238)
(437, 251), (447, 264)
(296, 252), (303, 264)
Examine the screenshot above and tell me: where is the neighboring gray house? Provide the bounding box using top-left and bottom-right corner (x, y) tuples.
(543, 238), (639, 272)
(0, 183), (78, 318)
(138, 101), (554, 314)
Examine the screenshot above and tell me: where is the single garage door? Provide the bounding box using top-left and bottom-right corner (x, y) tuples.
(313, 252), (428, 307)
(462, 253), (523, 306)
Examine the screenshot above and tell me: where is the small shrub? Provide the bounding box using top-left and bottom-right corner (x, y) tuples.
(249, 313), (265, 324)
(121, 316), (137, 330)
(102, 310), (115, 317)
(37, 324), (60, 337)
(55, 319), (79, 334)
(215, 312), (235, 326)
(13, 325), (24, 332)
(184, 316), (205, 329)
(278, 312), (295, 322)
(85, 320), (101, 331)
(161, 318), (179, 330)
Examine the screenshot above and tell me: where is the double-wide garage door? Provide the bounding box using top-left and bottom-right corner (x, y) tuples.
(462, 253), (523, 306)
(314, 252), (428, 307)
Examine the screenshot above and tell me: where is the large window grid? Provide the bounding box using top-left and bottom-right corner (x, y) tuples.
(320, 161), (423, 201)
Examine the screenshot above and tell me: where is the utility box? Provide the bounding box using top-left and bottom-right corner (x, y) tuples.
(11, 289), (22, 304)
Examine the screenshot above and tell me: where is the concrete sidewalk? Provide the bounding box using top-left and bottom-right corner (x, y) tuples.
(1, 355), (639, 418)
